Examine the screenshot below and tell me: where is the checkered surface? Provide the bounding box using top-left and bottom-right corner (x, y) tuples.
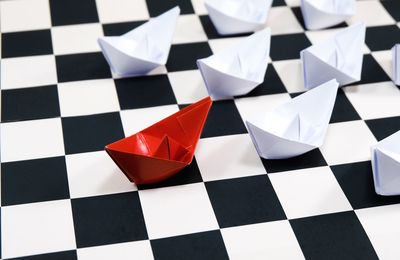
(1, 0), (400, 259)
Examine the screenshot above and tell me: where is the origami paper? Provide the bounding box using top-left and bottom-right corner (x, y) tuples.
(371, 130), (400, 196)
(98, 6), (180, 77)
(105, 97), (212, 185)
(205, 0), (272, 35)
(246, 79), (339, 159)
(301, 0), (356, 30)
(392, 44), (400, 86)
(301, 22), (366, 89)
(197, 28), (271, 100)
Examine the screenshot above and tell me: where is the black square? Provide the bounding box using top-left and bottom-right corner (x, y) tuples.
(9, 250), (78, 260)
(166, 43), (213, 72)
(205, 175), (286, 228)
(146, 0), (194, 16)
(103, 21), (146, 36)
(151, 230), (229, 260)
(56, 53), (112, 83)
(50, 0), (99, 26)
(330, 88), (361, 123)
(272, 0), (286, 6)
(199, 100), (247, 138)
(358, 54), (391, 85)
(270, 33), (311, 61)
(71, 192), (148, 248)
(199, 15), (251, 40)
(238, 64), (288, 98)
(262, 149), (327, 173)
(382, 0), (400, 22)
(290, 211), (378, 260)
(2, 30), (53, 58)
(1, 85), (60, 122)
(366, 25), (400, 51)
(291, 7), (347, 31)
(62, 112), (125, 154)
(1, 157), (70, 206)
(115, 75), (177, 110)
(138, 158), (203, 190)
(366, 116), (400, 141)
(331, 161), (400, 209)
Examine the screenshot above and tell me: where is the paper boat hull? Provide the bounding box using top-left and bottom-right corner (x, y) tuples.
(301, 49), (359, 89)
(301, 0), (353, 30)
(247, 121), (317, 159)
(105, 149), (187, 185)
(98, 38), (161, 77)
(392, 44), (400, 85)
(105, 97), (212, 185)
(197, 60), (259, 99)
(205, 3), (264, 35)
(372, 149), (400, 196)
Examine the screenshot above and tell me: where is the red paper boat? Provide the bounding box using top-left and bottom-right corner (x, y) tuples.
(105, 97), (212, 185)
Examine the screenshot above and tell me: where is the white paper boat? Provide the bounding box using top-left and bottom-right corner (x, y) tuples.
(392, 44), (400, 86)
(197, 28), (271, 100)
(98, 6), (180, 77)
(371, 130), (400, 196)
(205, 0), (272, 35)
(301, 0), (356, 30)
(246, 79), (339, 159)
(301, 22), (365, 89)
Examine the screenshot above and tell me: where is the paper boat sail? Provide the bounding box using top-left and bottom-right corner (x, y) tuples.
(371, 130), (400, 196)
(301, 22), (365, 89)
(98, 6), (180, 77)
(301, 0), (356, 30)
(205, 0), (272, 35)
(105, 97), (212, 185)
(246, 79), (339, 159)
(197, 28), (271, 100)
(392, 44), (400, 86)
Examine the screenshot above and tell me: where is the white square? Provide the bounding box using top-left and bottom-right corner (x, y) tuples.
(272, 59), (306, 93)
(347, 1), (395, 27)
(139, 183), (219, 239)
(234, 93), (292, 123)
(191, 0), (208, 15)
(284, 0), (301, 7)
(1, 55), (57, 90)
(356, 204), (400, 260)
(168, 70), (209, 104)
(58, 79), (120, 117)
(51, 24), (103, 55)
(208, 38), (272, 63)
(2, 200), (76, 259)
(66, 151), (136, 199)
(221, 221), (304, 260)
(173, 15), (208, 44)
(320, 121), (377, 165)
(195, 134), (266, 181)
(120, 104), (179, 135)
(269, 166), (352, 219)
(0, 0), (51, 33)
(343, 81), (400, 120)
(1, 118), (65, 163)
(208, 37), (245, 53)
(371, 50), (392, 80)
(96, 0), (149, 23)
(305, 29), (370, 54)
(77, 240), (153, 260)
(266, 7), (303, 35)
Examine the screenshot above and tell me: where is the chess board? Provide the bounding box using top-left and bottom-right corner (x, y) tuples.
(1, 0), (400, 259)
